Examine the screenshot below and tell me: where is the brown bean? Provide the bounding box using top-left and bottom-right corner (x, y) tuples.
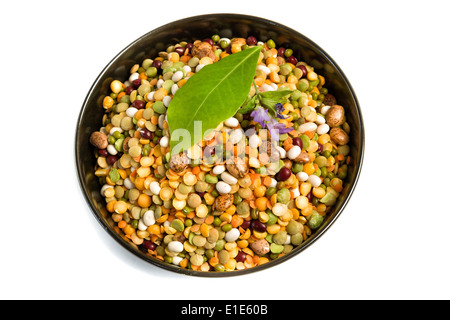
(294, 152), (311, 164)
(122, 137), (131, 153)
(226, 156), (248, 179)
(259, 140), (280, 162)
(251, 239), (270, 256)
(169, 153), (190, 173)
(89, 131), (108, 149)
(329, 127), (350, 145)
(191, 41), (216, 60)
(322, 93), (337, 106)
(215, 194), (234, 211)
(326, 105), (345, 128)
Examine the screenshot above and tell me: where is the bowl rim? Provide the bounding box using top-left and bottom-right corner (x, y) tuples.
(75, 13), (365, 277)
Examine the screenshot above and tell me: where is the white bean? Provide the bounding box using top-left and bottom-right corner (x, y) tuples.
(287, 145), (301, 160)
(221, 172), (238, 185)
(317, 124), (330, 135)
(163, 95), (172, 107)
(158, 114), (165, 129)
(171, 70), (184, 82)
(224, 117), (239, 128)
(256, 65), (271, 75)
(124, 178), (135, 190)
(269, 178), (278, 188)
(156, 78), (164, 89)
(291, 187), (300, 198)
(249, 134), (261, 149)
(224, 228), (240, 242)
(171, 84), (179, 95)
(128, 72), (139, 83)
(297, 172), (309, 182)
(261, 84), (274, 92)
(172, 256), (183, 265)
(138, 219), (148, 231)
(307, 174), (322, 187)
(149, 181), (161, 195)
(298, 122), (317, 134)
(212, 165), (225, 175)
(159, 136), (169, 148)
(126, 107), (138, 118)
(316, 114), (326, 125)
(182, 65), (191, 74)
(147, 91), (155, 101)
(195, 64), (205, 73)
(107, 144), (117, 155)
(100, 184), (113, 197)
(143, 210), (156, 226)
(216, 181), (231, 194)
(109, 127), (123, 135)
(321, 105), (331, 115)
(228, 129), (243, 144)
(167, 241), (184, 253)
(276, 146), (286, 159)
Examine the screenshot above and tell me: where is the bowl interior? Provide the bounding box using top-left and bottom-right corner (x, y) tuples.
(75, 14), (364, 276)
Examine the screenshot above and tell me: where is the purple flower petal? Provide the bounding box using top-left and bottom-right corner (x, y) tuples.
(275, 103), (288, 119)
(250, 106), (271, 128)
(267, 118), (293, 141)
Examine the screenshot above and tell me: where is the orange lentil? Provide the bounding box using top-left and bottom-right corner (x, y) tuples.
(106, 200), (116, 213)
(209, 256), (219, 267)
(148, 224), (161, 235)
(117, 91), (126, 102)
(231, 215), (243, 228)
(255, 197), (268, 211)
(137, 193), (151, 208)
(304, 131), (315, 139)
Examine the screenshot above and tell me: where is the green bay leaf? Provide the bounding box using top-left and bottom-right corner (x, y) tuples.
(167, 46), (262, 152)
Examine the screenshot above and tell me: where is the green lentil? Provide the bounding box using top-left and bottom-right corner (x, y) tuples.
(270, 243), (284, 254)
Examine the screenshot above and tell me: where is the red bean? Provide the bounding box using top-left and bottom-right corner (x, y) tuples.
(139, 128), (153, 140)
(287, 55), (297, 65)
(152, 60), (162, 69)
(142, 240), (156, 251)
(247, 36), (257, 46)
(317, 143), (323, 153)
(235, 251), (247, 263)
(132, 79), (141, 87)
(133, 100), (145, 109)
(292, 137), (302, 148)
(203, 146), (215, 158)
(277, 47), (286, 57)
(241, 220), (251, 229)
(251, 220), (267, 233)
(98, 149), (108, 157)
(203, 38), (214, 46)
(297, 65), (307, 77)
(174, 46), (184, 56)
(277, 167), (292, 181)
(125, 86), (134, 95)
(106, 155), (118, 165)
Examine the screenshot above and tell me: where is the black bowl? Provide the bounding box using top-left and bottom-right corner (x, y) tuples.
(75, 13), (364, 277)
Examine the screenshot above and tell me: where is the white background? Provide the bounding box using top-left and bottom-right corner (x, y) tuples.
(2, 0), (450, 300)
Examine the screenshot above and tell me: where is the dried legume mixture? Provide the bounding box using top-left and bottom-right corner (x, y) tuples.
(89, 35), (352, 272)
